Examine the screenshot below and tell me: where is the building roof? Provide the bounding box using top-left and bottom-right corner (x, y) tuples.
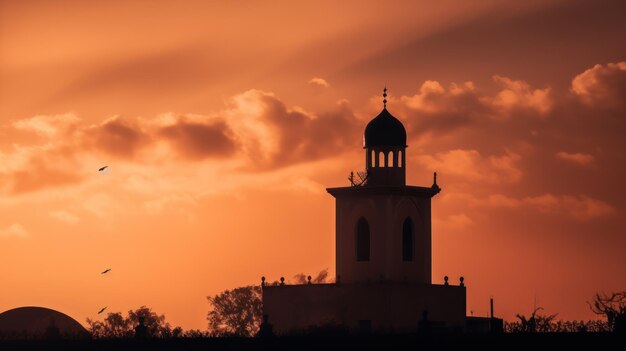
(0, 306), (88, 339)
(363, 108), (407, 148)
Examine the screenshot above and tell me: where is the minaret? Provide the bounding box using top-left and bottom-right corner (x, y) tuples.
(363, 87), (407, 186)
(327, 88), (440, 284)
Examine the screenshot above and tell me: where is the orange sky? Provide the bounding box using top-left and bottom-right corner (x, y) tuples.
(1, 0), (625, 330)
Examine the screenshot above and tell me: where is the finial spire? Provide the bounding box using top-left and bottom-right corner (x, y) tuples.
(434, 171), (437, 185)
(383, 86), (387, 108)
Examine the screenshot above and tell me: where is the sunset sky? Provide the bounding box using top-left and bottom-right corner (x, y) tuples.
(1, 0), (625, 330)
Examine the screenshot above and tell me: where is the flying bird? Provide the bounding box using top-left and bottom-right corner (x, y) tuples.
(98, 307), (107, 314)
(101, 269), (111, 274)
(98, 166), (108, 172)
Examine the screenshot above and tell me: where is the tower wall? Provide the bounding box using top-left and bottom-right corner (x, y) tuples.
(329, 188), (435, 284)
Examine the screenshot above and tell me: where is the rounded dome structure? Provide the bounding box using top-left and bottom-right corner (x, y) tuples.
(0, 306), (89, 340)
(363, 108), (407, 148)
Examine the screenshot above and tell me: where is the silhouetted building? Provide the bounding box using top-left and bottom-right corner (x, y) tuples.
(0, 306), (89, 340)
(262, 89), (494, 334)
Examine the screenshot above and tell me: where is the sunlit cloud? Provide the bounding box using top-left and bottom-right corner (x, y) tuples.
(397, 76), (551, 138)
(308, 77), (329, 88)
(443, 192), (616, 221)
(490, 75), (552, 116)
(439, 213), (474, 230)
(0, 223), (29, 239)
(12, 113), (80, 137)
(555, 152), (594, 166)
(50, 210), (80, 224)
(2, 157), (83, 195)
(415, 149), (522, 184)
(571, 61), (626, 107)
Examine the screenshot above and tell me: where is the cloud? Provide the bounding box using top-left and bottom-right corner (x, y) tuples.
(571, 61), (626, 107)
(2, 60), (624, 204)
(555, 151), (594, 166)
(49, 210), (80, 224)
(81, 116), (151, 158)
(415, 149), (522, 184)
(0, 89), (364, 196)
(400, 80), (485, 134)
(143, 194), (197, 215)
(397, 76), (551, 138)
(82, 193), (117, 217)
(308, 77), (329, 88)
(490, 75), (552, 116)
(485, 193), (615, 221)
(2, 157), (83, 195)
(223, 90), (359, 168)
(446, 213), (473, 229)
(12, 113), (80, 137)
(524, 194), (616, 221)
(0, 223), (29, 238)
(0, 144), (55, 174)
(402, 80), (453, 112)
(158, 118), (237, 160)
(74, 90), (359, 168)
(441, 192), (616, 222)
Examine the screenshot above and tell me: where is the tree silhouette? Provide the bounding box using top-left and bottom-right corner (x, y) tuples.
(206, 270), (329, 337)
(207, 285), (262, 337)
(509, 307), (558, 333)
(588, 291), (626, 333)
(87, 312), (131, 338)
(86, 306), (180, 338)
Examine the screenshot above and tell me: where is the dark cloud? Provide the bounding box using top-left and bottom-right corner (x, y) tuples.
(5, 61), (626, 199)
(244, 91), (361, 168)
(158, 119), (237, 159)
(4, 158), (83, 195)
(397, 81), (489, 136)
(83, 116), (150, 158)
(390, 62), (626, 212)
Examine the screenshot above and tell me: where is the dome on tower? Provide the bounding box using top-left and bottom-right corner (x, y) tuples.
(363, 108), (407, 148)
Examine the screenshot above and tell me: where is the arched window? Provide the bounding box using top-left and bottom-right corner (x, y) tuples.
(402, 217), (413, 261)
(371, 149), (376, 168)
(398, 150), (403, 167)
(356, 217), (370, 262)
(379, 152), (385, 167)
(387, 151), (393, 167)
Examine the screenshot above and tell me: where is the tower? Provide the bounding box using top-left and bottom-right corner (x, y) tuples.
(262, 88), (469, 335)
(327, 88), (441, 284)
(364, 87), (407, 186)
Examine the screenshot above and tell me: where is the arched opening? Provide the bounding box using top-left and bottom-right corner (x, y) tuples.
(402, 217), (413, 261)
(378, 152), (385, 168)
(387, 151), (393, 167)
(398, 150), (403, 167)
(356, 217), (370, 262)
(371, 149), (376, 168)
(374, 150), (379, 168)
